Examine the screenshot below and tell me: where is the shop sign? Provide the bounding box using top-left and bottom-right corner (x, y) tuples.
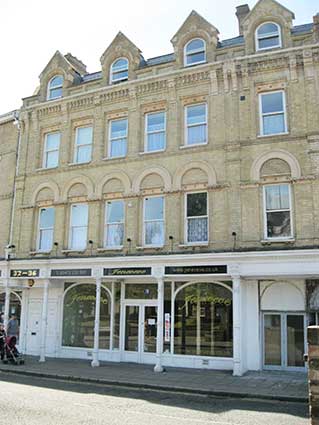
(165, 313), (170, 342)
(165, 265), (227, 275)
(103, 267), (152, 276)
(10, 269), (40, 278)
(51, 269), (92, 277)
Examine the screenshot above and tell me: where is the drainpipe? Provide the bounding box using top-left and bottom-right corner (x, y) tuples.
(8, 110), (22, 249)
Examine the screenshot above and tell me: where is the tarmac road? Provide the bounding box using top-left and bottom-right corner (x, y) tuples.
(0, 372), (309, 425)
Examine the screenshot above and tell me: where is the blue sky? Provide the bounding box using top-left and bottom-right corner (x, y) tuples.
(0, 0), (317, 115)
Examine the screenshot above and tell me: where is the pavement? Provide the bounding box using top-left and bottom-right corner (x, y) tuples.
(0, 356), (308, 402)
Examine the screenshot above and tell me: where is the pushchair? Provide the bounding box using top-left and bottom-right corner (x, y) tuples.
(0, 333), (24, 365)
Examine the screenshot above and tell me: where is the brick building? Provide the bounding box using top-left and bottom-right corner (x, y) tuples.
(1, 0), (319, 374)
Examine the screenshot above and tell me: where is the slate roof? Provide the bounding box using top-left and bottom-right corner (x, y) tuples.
(80, 23), (313, 82)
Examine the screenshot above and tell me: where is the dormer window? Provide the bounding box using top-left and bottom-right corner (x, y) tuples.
(110, 58), (129, 83)
(256, 22), (281, 51)
(184, 38), (206, 67)
(47, 75), (63, 100)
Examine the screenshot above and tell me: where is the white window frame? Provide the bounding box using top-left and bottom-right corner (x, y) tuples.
(110, 57), (129, 84)
(47, 75), (63, 100)
(74, 126), (93, 164)
(184, 38), (206, 67)
(43, 132), (60, 169)
(104, 200), (125, 248)
(259, 90), (288, 137)
(143, 196), (165, 247)
(185, 191), (209, 245)
(37, 207), (55, 252)
(256, 22), (282, 52)
(184, 103), (208, 147)
(108, 118), (128, 158)
(69, 203), (88, 250)
(144, 111), (166, 153)
(263, 184), (293, 241)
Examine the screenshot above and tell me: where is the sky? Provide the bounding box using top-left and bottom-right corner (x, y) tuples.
(0, 0), (317, 115)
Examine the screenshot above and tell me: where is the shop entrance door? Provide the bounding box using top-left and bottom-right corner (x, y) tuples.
(122, 302), (157, 364)
(263, 312), (306, 370)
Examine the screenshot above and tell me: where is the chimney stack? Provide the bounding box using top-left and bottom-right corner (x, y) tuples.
(236, 4), (250, 36)
(314, 13), (319, 42)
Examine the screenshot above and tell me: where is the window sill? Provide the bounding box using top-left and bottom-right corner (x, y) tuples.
(180, 143), (208, 149)
(68, 161), (92, 167)
(97, 247), (123, 252)
(136, 245), (164, 250)
(179, 243), (209, 248)
(261, 238), (295, 244)
(102, 156), (126, 161)
(30, 250), (51, 255)
(139, 149), (165, 156)
(184, 60), (207, 68)
(257, 132), (289, 139)
(35, 166), (58, 172)
(61, 249), (87, 254)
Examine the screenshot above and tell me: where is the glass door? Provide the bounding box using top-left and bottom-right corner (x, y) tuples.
(122, 303), (157, 364)
(263, 312), (306, 370)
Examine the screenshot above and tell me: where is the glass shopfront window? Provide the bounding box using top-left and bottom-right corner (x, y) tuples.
(174, 282), (233, 357)
(0, 292), (22, 324)
(125, 284), (158, 299)
(62, 284), (110, 349)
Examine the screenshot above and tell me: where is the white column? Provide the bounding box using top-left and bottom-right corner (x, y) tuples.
(39, 280), (49, 362)
(4, 285), (10, 330)
(232, 275), (244, 376)
(91, 277), (101, 367)
(154, 277), (164, 373)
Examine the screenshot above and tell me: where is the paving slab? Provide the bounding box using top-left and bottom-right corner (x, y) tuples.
(0, 356), (308, 402)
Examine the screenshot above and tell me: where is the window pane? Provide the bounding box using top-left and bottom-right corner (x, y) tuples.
(287, 315), (305, 367)
(187, 193), (207, 217)
(62, 285), (110, 349)
(259, 36), (280, 49)
(107, 201), (124, 223)
(76, 127), (93, 145)
(39, 229), (53, 251)
(111, 119), (127, 139)
(187, 125), (206, 145)
(46, 133), (60, 150)
(50, 75), (63, 87)
(49, 87), (62, 99)
(40, 208), (55, 228)
(263, 114), (285, 135)
(76, 145), (92, 163)
(112, 70), (128, 81)
(267, 211), (291, 238)
(71, 204), (88, 226)
(147, 112), (165, 132)
(187, 217), (208, 243)
(106, 223), (124, 247)
(46, 150), (59, 168)
(186, 39), (205, 52)
(261, 92), (283, 113)
(187, 51), (205, 65)
(266, 185), (290, 210)
(258, 23), (279, 36)
(71, 227), (87, 249)
(147, 132), (165, 151)
(112, 59), (128, 71)
(145, 221), (164, 245)
(110, 139), (126, 157)
(145, 197), (164, 220)
(174, 283), (233, 357)
(264, 314), (281, 366)
(187, 104), (206, 125)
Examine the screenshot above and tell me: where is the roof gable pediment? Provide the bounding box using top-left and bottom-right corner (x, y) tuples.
(100, 32), (142, 66)
(242, 0), (295, 31)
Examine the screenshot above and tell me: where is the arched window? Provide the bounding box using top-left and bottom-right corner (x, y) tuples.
(110, 58), (129, 83)
(184, 38), (206, 66)
(47, 75), (63, 100)
(256, 22), (281, 51)
(0, 291), (22, 329)
(62, 284), (111, 349)
(173, 282), (233, 357)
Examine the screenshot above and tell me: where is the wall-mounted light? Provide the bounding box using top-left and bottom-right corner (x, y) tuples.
(88, 240), (94, 255)
(127, 238), (132, 254)
(232, 232), (237, 250)
(169, 235), (174, 252)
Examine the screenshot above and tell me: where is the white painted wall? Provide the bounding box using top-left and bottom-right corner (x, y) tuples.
(244, 280), (260, 371)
